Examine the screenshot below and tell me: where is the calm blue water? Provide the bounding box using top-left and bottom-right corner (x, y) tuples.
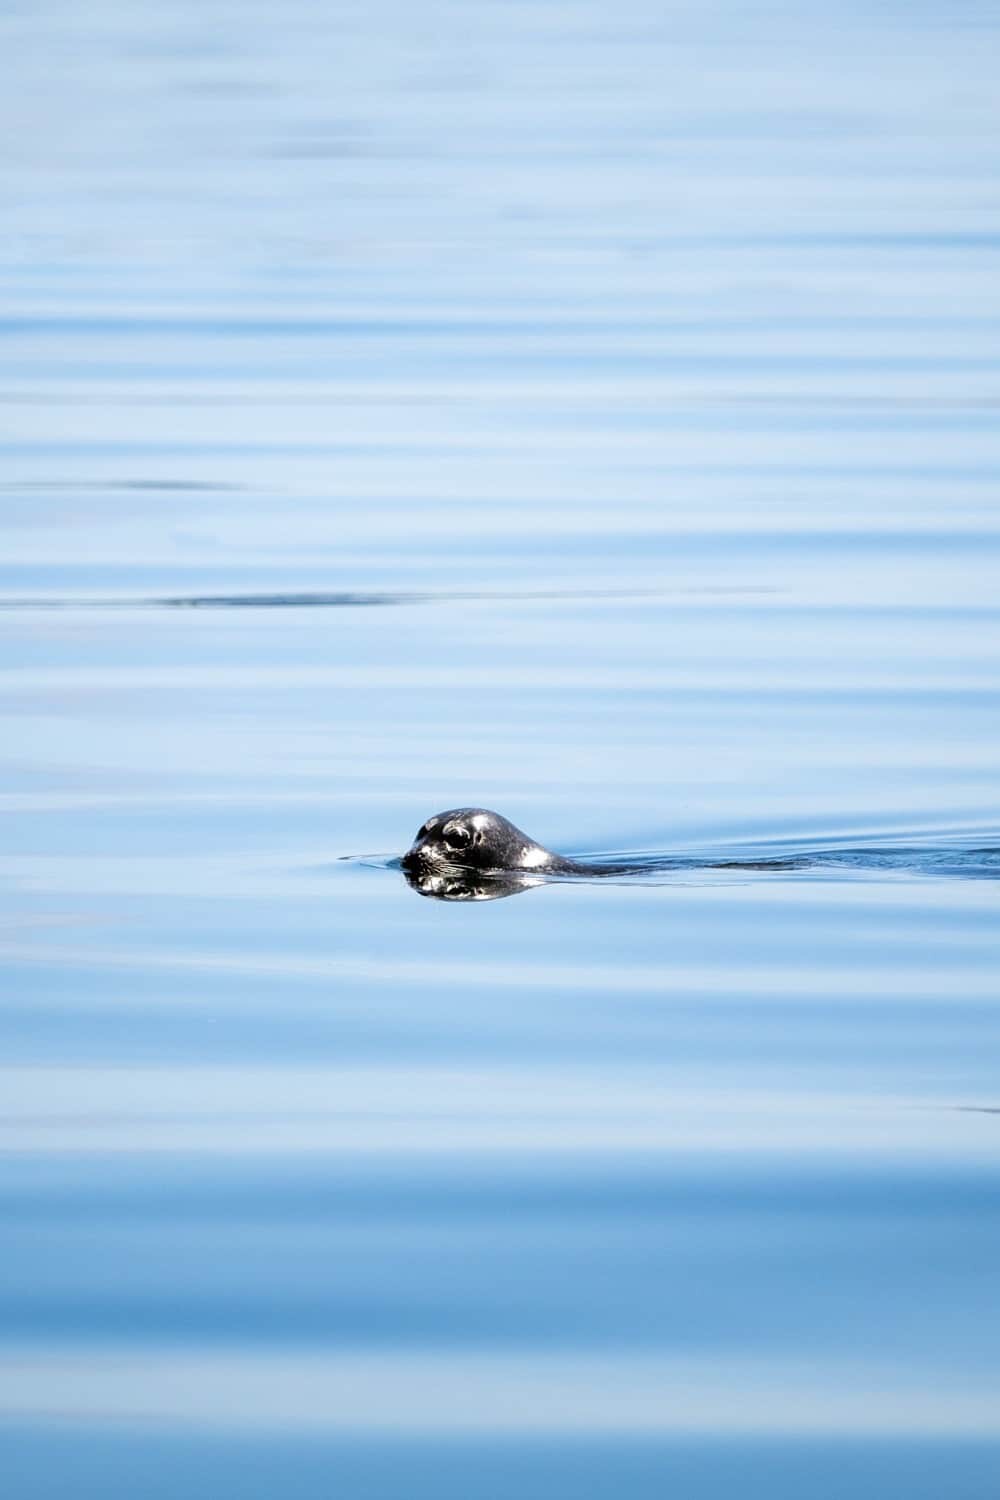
(2, 2), (1000, 1496)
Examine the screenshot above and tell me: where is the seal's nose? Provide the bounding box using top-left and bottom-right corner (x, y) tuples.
(400, 843), (425, 872)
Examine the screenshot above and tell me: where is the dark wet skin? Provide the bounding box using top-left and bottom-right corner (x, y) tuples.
(399, 807), (1000, 902)
(402, 809), (573, 874)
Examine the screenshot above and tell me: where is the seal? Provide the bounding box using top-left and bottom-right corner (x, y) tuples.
(398, 808), (811, 901)
(394, 809), (1000, 902)
(400, 808), (577, 878)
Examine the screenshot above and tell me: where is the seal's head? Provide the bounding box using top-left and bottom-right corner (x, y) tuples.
(400, 807), (564, 877)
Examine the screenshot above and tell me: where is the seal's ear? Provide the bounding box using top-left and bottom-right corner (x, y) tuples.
(473, 829), (485, 845)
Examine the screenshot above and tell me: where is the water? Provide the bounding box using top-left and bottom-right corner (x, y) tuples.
(2, 2), (1000, 1496)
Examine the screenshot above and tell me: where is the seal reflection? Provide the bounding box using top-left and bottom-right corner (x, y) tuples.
(402, 866), (545, 902)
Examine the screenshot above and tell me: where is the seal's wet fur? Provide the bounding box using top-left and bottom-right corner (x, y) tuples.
(401, 808), (575, 877)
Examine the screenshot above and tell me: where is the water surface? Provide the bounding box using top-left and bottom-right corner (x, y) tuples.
(2, 1), (1000, 1496)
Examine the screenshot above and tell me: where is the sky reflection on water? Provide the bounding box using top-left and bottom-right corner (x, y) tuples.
(2, 0), (1000, 1496)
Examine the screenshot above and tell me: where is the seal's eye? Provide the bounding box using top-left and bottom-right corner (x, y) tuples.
(443, 824), (471, 851)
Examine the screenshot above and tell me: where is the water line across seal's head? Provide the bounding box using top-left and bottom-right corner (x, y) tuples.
(400, 808), (567, 876)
